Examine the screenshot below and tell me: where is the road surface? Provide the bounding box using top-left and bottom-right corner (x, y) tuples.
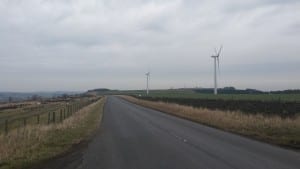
(43, 96), (300, 169)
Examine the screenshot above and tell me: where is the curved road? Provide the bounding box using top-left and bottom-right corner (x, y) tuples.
(44, 96), (300, 169)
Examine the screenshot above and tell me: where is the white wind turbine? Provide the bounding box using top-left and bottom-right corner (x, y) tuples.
(145, 72), (150, 95)
(211, 45), (223, 95)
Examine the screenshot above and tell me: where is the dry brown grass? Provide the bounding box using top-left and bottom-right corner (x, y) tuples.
(121, 96), (300, 149)
(0, 98), (105, 169)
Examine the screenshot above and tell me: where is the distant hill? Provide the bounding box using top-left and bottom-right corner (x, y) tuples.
(0, 91), (81, 103)
(86, 87), (300, 96)
(87, 88), (110, 92)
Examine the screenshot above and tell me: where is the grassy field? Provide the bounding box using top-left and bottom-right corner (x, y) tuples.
(109, 89), (300, 116)
(0, 97), (97, 134)
(137, 96), (300, 116)
(0, 102), (62, 121)
(0, 97), (105, 169)
(140, 90), (300, 102)
(121, 96), (300, 149)
(92, 89), (300, 102)
(0, 103), (64, 134)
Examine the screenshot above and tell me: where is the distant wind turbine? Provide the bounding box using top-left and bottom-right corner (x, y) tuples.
(145, 72), (150, 95)
(211, 45), (223, 95)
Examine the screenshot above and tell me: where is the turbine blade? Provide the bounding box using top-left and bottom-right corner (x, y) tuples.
(217, 57), (220, 75)
(218, 45), (223, 56)
(214, 48), (218, 55)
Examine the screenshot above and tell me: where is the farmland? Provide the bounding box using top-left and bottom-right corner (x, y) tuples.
(138, 90), (300, 102)
(88, 88), (300, 102)
(137, 96), (300, 117)
(87, 89), (300, 116)
(0, 96), (99, 134)
(0, 96), (104, 169)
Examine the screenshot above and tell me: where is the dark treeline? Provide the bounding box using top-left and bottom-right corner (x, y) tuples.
(87, 88), (110, 92)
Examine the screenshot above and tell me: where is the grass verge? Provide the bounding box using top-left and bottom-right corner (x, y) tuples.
(0, 98), (105, 169)
(121, 96), (300, 149)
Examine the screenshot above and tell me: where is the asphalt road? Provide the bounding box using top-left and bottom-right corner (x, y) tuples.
(44, 96), (300, 169)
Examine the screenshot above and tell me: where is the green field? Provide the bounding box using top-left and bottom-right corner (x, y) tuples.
(92, 89), (300, 102)
(147, 91), (300, 102)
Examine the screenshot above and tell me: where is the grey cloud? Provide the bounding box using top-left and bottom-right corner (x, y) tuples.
(0, 0), (299, 91)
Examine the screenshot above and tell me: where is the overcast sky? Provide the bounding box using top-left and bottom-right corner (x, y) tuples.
(0, 0), (299, 92)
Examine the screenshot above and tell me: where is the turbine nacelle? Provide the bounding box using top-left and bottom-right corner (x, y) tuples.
(212, 46), (222, 58)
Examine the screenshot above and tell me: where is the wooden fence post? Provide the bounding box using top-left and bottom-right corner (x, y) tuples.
(63, 108), (66, 119)
(5, 119), (8, 135)
(37, 115), (40, 124)
(48, 112), (51, 124)
(53, 112), (56, 123)
(23, 118), (27, 127)
(60, 109), (63, 122)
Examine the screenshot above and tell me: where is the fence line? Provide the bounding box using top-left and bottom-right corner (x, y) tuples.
(1, 97), (100, 135)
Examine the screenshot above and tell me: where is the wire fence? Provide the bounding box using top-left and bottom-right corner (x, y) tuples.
(0, 97), (100, 135)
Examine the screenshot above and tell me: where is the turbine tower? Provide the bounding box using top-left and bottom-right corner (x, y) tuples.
(145, 72), (150, 95)
(211, 45), (222, 95)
